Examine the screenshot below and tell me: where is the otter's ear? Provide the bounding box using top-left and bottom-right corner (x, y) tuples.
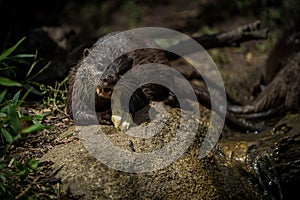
(117, 55), (133, 75)
(83, 48), (90, 58)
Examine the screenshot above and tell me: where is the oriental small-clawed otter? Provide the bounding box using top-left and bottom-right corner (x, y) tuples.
(228, 30), (300, 115)
(67, 32), (176, 131)
(67, 29), (300, 132)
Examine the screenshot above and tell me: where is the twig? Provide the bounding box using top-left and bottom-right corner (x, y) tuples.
(166, 20), (268, 60)
(15, 176), (40, 200)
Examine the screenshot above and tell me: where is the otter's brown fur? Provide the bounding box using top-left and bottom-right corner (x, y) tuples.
(229, 31), (300, 114)
(66, 30), (300, 131)
(66, 32), (173, 127)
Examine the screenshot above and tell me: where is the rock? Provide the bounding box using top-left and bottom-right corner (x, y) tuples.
(41, 102), (268, 199)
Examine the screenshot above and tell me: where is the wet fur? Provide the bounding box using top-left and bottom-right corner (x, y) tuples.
(67, 30), (300, 131)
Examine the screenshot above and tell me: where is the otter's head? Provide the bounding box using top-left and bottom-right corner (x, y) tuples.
(96, 54), (133, 99)
(264, 30), (300, 84)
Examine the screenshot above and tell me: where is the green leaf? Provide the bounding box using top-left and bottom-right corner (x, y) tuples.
(28, 160), (39, 170)
(1, 128), (13, 143)
(26, 81), (43, 94)
(14, 160), (21, 169)
(0, 173), (6, 181)
(18, 169), (27, 176)
(17, 88), (31, 107)
(0, 37), (26, 62)
(0, 112), (7, 118)
(0, 77), (22, 87)
(34, 112), (50, 121)
(0, 89), (7, 104)
(21, 123), (46, 134)
(12, 90), (20, 106)
(14, 134), (22, 141)
(8, 103), (20, 134)
(27, 86), (41, 96)
(0, 182), (6, 193)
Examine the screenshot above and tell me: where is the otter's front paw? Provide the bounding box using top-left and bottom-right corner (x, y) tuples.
(111, 111), (133, 131)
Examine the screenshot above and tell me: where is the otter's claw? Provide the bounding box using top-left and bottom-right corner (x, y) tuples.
(112, 112), (133, 131)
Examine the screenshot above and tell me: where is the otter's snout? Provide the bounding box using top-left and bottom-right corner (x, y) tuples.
(102, 74), (119, 86)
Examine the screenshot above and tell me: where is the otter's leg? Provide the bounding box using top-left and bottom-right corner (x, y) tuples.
(111, 88), (149, 131)
(97, 110), (113, 125)
(70, 110), (112, 126)
(228, 71), (287, 115)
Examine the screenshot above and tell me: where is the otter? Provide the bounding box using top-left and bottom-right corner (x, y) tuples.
(67, 32), (176, 130)
(228, 30), (300, 115)
(66, 26), (299, 132)
(263, 30), (300, 85)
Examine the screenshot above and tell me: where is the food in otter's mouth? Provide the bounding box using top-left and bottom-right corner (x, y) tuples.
(96, 85), (113, 98)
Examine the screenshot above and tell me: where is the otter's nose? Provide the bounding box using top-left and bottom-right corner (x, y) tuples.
(103, 75), (118, 86)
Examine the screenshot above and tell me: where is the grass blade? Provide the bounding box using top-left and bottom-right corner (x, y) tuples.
(26, 61), (51, 81)
(0, 37), (26, 62)
(12, 90), (20, 106)
(0, 90), (7, 104)
(17, 87), (32, 107)
(25, 60), (38, 79)
(21, 123), (46, 134)
(8, 103), (20, 134)
(23, 84), (41, 96)
(0, 77), (22, 87)
(7, 54), (35, 59)
(1, 128), (13, 143)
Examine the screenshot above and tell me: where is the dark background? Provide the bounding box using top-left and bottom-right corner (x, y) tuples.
(0, 0), (299, 84)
